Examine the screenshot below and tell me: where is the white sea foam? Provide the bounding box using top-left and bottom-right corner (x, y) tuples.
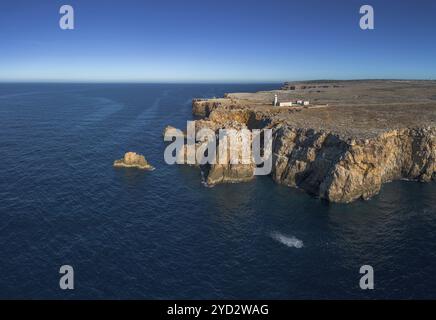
(271, 232), (303, 248)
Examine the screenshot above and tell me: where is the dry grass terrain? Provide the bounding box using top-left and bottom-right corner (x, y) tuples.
(215, 80), (436, 138)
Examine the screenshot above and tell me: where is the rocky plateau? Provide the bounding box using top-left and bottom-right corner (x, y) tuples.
(165, 80), (436, 203)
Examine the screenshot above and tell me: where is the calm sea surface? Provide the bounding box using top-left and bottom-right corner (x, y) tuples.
(0, 83), (435, 299)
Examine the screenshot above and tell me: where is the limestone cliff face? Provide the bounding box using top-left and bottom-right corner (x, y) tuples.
(192, 100), (222, 117)
(192, 115), (435, 202)
(206, 164), (255, 185)
(172, 98), (436, 202)
(272, 127), (436, 202)
(272, 127), (348, 197)
(192, 100), (270, 128)
(205, 126), (256, 185)
(164, 108), (257, 185)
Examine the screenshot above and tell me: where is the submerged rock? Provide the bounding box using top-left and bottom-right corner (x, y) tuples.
(113, 152), (155, 170)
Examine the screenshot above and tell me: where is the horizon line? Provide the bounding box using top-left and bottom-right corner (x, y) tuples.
(0, 78), (435, 85)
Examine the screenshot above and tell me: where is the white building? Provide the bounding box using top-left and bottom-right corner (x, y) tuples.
(273, 96), (308, 107)
(279, 102), (294, 107)
(273, 94), (278, 106)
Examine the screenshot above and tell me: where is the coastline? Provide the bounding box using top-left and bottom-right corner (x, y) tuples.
(166, 80), (436, 203)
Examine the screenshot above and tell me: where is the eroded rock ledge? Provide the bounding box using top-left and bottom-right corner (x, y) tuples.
(170, 80), (436, 203)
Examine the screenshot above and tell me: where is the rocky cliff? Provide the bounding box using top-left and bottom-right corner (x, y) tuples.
(192, 99), (222, 117)
(272, 126), (435, 202)
(167, 81), (436, 202)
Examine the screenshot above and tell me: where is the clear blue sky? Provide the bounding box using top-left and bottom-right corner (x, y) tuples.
(1, 0), (435, 82)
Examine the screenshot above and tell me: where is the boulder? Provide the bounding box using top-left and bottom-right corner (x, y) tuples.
(113, 152), (155, 170)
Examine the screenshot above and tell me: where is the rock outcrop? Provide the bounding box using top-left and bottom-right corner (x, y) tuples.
(114, 152), (155, 170)
(205, 125), (256, 185)
(166, 81), (436, 202)
(192, 99), (222, 117)
(206, 164), (255, 185)
(164, 110), (257, 185)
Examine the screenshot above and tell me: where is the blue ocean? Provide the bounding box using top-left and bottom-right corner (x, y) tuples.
(0, 83), (435, 299)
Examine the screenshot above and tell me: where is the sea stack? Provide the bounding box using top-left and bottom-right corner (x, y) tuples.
(113, 152), (155, 170)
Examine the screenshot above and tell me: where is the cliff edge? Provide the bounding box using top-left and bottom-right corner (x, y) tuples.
(171, 80), (436, 202)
